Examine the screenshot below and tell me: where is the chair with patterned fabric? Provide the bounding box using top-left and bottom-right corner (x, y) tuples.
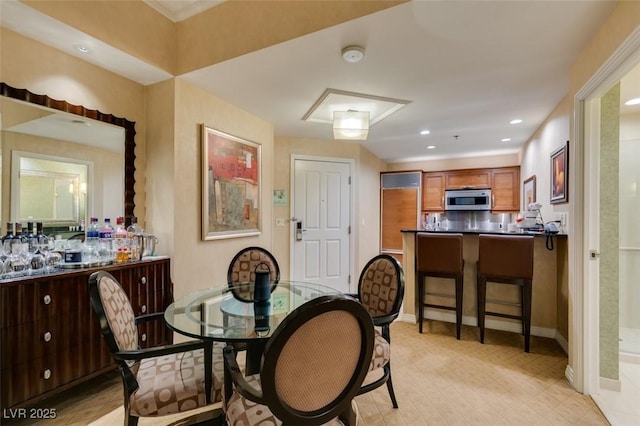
(88, 271), (224, 426)
(227, 246), (280, 302)
(352, 254), (405, 409)
(223, 294), (374, 426)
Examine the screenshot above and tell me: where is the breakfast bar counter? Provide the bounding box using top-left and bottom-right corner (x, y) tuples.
(401, 229), (568, 347)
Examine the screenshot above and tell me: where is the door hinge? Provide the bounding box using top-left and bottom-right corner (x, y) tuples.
(348, 176), (352, 185)
(589, 250), (600, 260)
(348, 275), (351, 284)
(348, 225), (351, 234)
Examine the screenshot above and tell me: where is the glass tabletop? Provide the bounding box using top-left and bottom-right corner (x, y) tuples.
(164, 281), (339, 342)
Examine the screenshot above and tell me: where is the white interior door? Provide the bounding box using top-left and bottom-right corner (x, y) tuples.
(291, 158), (352, 293)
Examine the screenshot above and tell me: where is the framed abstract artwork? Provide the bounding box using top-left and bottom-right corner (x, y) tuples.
(201, 125), (261, 240)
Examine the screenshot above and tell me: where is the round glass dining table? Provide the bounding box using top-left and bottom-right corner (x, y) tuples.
(164, 281), (339, 374)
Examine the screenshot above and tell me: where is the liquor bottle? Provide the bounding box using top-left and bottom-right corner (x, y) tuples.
(35, 222), (49, 248)
(126, 217), (143, 261)
(113, 217), (129, 263)
(26, 222), (38, 253)
(2, 222), (14, 252)
(10, 223), (26, 254)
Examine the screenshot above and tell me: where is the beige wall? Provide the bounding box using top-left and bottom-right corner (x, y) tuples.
(273, 137), (385, 282)
(387, 152), (519, 173)
(164, 78), (274, 299)
(0, 28), (148, 228)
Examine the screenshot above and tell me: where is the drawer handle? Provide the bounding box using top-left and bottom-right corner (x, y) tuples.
(43, 294), (52, 305)
(141, 333), (147, 342)
(43, 369), (52, 380)
(43, 331), (52, 342)
(141, 305), (147, 313)
(140, 276), (147, 285)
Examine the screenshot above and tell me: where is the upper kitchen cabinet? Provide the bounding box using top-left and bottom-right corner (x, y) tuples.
(490, 166), (520, 211)
(420, 166), (521, 213)
(445, 169), (490, 189)
(422, 172), (445, 211)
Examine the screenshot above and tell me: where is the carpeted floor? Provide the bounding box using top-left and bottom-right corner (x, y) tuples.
(5, 321), (608, 425)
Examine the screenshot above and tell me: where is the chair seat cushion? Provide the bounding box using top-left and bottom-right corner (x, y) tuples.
(225, 374), (348, 426)
(130, 344), (225, 417)
(369, 329), (390, 371)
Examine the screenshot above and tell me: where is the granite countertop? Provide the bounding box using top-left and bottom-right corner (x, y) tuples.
(401, 228), (568, 237)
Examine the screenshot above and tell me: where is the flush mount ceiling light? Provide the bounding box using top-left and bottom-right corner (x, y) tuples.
(333, 110), (370, 140)
(303, 89), (411, 140)
(625, 97), (640, 106)
(341, 45), (365, 63)
(510, 119), (523, 124)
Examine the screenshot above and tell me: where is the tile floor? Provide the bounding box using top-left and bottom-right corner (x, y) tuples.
(5, 321), (609, 425)
(593, 360), (640, 426)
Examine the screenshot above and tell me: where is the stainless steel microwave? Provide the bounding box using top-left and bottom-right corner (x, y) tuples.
(444, 189), (492, 211)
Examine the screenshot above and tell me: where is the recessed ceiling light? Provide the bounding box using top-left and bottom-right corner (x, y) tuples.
(510, 119), (523, 125)
(420, 130), (431, 135)
(501, 138), (511, 142)
(427, 145), (435, 149)
(625, 97), (640, 106)
(73, 44), (91, 54)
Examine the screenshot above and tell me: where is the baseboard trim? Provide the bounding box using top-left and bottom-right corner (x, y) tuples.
(600, 376), (621, 392)
(565, 364), (574, 387)
(555, 331), (569, 355)
(620, 352), (640, 364)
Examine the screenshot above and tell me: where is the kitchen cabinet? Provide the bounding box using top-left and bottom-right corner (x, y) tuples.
(445, 169), (490, 190)
(0, 257), (172, 410)
(490, 166), (520, 211)
(422, 172), (445, 211)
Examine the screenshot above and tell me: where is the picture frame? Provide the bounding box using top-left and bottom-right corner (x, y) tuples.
(201, 125), (261, 240)
(523, 175), (536, 210)
(550, 141), (569, 204)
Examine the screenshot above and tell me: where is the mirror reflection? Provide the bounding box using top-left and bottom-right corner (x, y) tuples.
(12, 152), (90, 224)
(1, 94), (125, 236)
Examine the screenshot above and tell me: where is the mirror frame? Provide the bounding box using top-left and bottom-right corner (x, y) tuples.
(0, 82), (136, 226)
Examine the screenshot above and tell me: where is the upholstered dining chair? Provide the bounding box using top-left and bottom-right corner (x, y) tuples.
(352, 254), (405, 409)
(227, 246), (280, 302)
(223, 294), (374, 426)
(88, 271), (224, 426)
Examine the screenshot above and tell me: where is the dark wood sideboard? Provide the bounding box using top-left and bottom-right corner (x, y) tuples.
(0, 257), (173, 409)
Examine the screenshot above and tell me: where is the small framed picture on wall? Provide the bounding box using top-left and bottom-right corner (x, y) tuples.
(550, 141), (569, 204)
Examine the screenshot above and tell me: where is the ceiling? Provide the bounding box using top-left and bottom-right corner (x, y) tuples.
(2, 0), (628, 163)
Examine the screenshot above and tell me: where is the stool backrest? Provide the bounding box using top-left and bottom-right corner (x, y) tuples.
(416, 233), (464, 274)
(478, 234), (534, 279)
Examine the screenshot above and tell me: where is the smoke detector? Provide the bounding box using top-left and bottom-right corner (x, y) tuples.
(342, 45), (365, 63)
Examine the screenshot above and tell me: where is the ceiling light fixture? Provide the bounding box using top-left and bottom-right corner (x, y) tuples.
(501, 138), (511, 142)
(427, 145), (435, 149)
(73, 44), (91, 54)
(333, 110), (370, 140)
(420, 130), (431, 135)
(625, 97), (640, 106)
(510, 119), (523, 124)
(341, 45), (365, 63)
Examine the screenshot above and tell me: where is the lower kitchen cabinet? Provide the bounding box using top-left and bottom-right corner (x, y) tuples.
(0, 257), (173, 410)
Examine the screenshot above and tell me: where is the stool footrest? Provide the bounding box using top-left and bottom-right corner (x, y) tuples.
(486, 299), (521, 307)
(425, 292), (455, 299)
(484, 311), (522, 321)
(424, 303), (456, 311)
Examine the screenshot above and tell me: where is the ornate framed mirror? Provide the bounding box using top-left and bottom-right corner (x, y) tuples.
(0, 82), (136, 226)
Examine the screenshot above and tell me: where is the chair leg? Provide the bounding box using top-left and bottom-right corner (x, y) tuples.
(477, 275), (487, 344)
(455, 274), (463, 340)
(417, 272), (425, 333)
(126, 415), (139, 426)
(523, 279), (533, 353)
(384, 363), (399, 409)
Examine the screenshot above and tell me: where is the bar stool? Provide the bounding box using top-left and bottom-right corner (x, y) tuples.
(476, 234), (534, 352)
(416, 233), (464, 339)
